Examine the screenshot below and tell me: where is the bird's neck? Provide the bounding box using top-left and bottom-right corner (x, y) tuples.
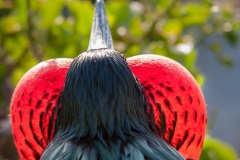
(56, 49), (150, 141)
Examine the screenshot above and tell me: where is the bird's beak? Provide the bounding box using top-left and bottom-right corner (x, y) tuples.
(88, 0), (114, 50)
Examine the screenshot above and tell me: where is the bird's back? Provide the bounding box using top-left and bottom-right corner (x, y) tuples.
(41, 132), (184, 160)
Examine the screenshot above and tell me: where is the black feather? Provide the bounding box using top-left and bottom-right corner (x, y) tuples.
(40, 49), (185, 160)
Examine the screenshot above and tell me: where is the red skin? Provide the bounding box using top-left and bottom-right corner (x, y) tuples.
(128, 55), (207, 159)
(10, 55), (206, 160)
(11, 58), (72, 159)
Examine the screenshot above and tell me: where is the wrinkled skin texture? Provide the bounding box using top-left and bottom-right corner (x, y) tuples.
(10, 58), (72, 159)
(128, 55), (206, 159)
(11, 54), (206, 160)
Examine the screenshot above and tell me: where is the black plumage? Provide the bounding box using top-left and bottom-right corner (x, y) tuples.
(40, 1), (185, 159)
(40, 49), (185, 160)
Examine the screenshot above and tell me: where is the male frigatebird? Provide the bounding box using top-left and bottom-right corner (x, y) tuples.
(10, 0), (206, 159)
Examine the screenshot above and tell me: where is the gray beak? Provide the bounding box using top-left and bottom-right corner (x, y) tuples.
(88, 0), (114, 50)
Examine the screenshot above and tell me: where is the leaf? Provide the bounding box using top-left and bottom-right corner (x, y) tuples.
(224, 30), (238, 45)
(211, 43), (221, 53)
(67, 1), (93, 35)
(126, 44), (140, 57)
(0, 16), (20, 34)
(180, 3), (210, 26)
(38, 0), (65, 28)
(162, 19), (183, 38)
(150, 41), (168, 56)
(200, 136), (238, 160)
(0, 8), (11, 18)
(183, 50), (197, 69)
(129, 17), (144, 38)
(195, 74), (205, 87)
(4, 35), (28, 61)
(106, 1), (131, 27)
(210, 43), (234, 68)
(219, 55), (234, 68)
(11, 52), (39, 85)
(14, 0), (27, 24)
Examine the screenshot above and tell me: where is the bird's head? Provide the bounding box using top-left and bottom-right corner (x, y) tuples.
(57, 49), (150, 141)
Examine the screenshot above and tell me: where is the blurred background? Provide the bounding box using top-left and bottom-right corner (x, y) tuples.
(0, 0), (239, 159)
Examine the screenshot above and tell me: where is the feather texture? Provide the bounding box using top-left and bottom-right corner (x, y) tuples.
(40, 49), (185, 160)
(41, 135), (183, 160)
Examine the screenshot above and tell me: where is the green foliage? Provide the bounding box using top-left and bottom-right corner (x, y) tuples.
(1, 0), (239, 86)
(200, 136), (238, 160)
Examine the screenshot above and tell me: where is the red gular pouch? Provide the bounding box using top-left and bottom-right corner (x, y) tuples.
(128, 54), (207, 160)
(10, 58), (72, 160)
(10, 0), (206, 159)
(11, 54), (206, 160)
